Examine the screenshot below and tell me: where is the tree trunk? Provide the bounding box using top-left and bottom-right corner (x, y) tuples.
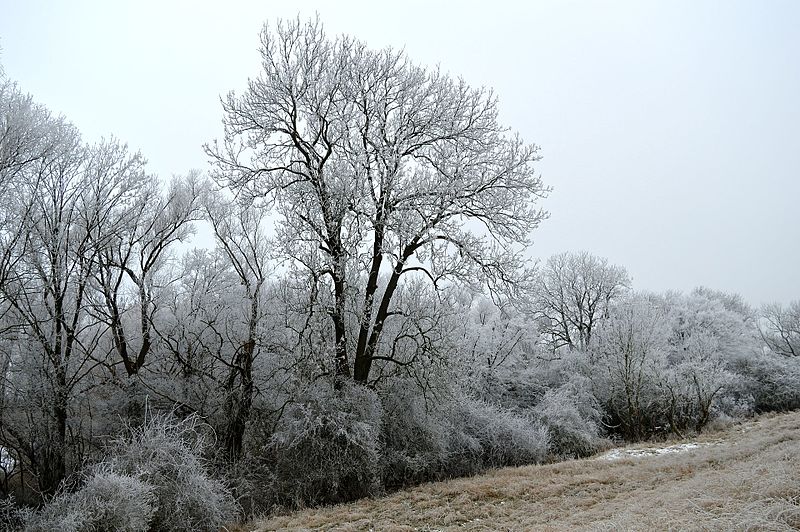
(223, 340), (254, 461)
(353, 241), (420, 383)
(40, 373), (68, 496)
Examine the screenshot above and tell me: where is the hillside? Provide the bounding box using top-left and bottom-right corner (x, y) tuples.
(242, 411), (800, 531)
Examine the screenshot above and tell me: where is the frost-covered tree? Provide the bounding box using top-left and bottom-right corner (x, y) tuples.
(89, 170), (205, 377)
(204, 194), (273, 461)
(206, 17), (547, 384)
(0, 78), (69, 293)
(533, 251), (630, 352)
(760, 300), (800, 358)
(659, 290), (757, 434)
(591, 293), (668, 440)
(0, 132), (151, 494)
(449, 293), (540, 401)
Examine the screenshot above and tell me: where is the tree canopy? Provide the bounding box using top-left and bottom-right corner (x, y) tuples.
(207, 17), (548, 383)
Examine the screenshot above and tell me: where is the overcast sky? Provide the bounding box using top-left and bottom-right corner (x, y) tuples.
(1, 1), (798, 305)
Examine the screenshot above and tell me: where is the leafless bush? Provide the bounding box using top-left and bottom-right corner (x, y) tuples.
(262, 381), (382, 509)
(24, 467), (154, 532)
(380, 381), (457, 489)
(459, 397), (550, 468)
(102, 413), (237, 531)
(736, 353), (800, 413)
(534, 377), (607, 458)
(379, 378), (549, 491)
(0, 497), (27, 532)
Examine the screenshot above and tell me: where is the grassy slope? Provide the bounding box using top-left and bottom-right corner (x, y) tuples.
(241, 411), (800, 531)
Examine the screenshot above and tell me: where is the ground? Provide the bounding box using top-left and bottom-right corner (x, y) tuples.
(239, 411), (800, 531)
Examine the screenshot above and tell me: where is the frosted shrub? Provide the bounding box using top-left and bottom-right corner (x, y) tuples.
(0, 497), (27, 532)
(592, 294), (671, 440)
(737, 353), (800, 413)
(380, 382), (457, 488)
(381, 381), (548, 488)
(472, 357), (550, 411)
(458, 397), (549, 468)
(534, 377), (606, 458)
(266, 381), (382, 508)
(24, 467), (154, 532)
(103, 413), (237, 531)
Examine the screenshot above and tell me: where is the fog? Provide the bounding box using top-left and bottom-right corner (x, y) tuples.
(1, 0), (797, 304)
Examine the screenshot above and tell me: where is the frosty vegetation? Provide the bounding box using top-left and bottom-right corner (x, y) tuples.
(0, 17), (798, 530)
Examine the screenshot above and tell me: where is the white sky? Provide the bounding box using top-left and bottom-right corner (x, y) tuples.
(1, 0), (798, 306)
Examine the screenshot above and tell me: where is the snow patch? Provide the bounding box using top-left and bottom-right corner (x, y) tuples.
(598, 440), (723, 461)
(0, 447), (15, 473)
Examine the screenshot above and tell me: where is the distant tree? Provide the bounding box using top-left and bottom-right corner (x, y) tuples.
(207, 17), (547, 385)
(447, 293), (539, 400)
(591, 293), (668, 440)
(692, 286), (755, 324)
(204, 194), (272, 461)
(150, 249), (240, 416)
(760, 301), (800, 358)
(533, 251), (630, 352)
(89, 170), (205, 376)
(659, 290), (756, 434)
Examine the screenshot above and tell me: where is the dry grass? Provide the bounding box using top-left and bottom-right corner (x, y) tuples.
(237, 411), (800, 531)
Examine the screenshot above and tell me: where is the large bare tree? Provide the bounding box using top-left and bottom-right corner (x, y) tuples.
(207, 17), (547, 384)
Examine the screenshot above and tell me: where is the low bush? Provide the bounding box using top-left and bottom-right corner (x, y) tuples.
(459, 397), (549, 467)
(104, 413), (237, 531)
(0, 497), (27, 532)
(736, 354), (800, 413)
(380, 382), (456, 489)
(26, 413), (237, 532)
(380, 380), (548, 489)
(534, 377), (607, 458)
(263, 381), (382, 508)
(24, 468), (154, 532)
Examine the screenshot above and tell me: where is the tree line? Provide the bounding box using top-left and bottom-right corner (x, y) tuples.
(0, 17), (798, 531)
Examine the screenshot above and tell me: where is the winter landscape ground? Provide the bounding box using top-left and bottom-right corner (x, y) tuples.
(243, 411), (800, 531)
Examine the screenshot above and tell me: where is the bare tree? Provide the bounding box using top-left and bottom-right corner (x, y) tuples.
(204, 193), (272, 461)
(0, 79), (63, 181)
(533, 251), (630, 352)
(0, 125), (94, 494)
(0, 79), (69, 293)
(89, 171), (205, 376)
(760, 301), (800, 358)
(592, 294), (668, 440)
(206, 17), (547, 385)
(150, 249), (240, 416)
(0, 127), (170, 495)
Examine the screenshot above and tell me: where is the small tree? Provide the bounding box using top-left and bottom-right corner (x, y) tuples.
(204, 194), (272, 462)
(591, 293), (668, 440)
(655, 290), (757, 434)
(90, 171), (205, 377)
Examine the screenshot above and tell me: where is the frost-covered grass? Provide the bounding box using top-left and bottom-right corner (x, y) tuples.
(239, 410), (800, 531)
